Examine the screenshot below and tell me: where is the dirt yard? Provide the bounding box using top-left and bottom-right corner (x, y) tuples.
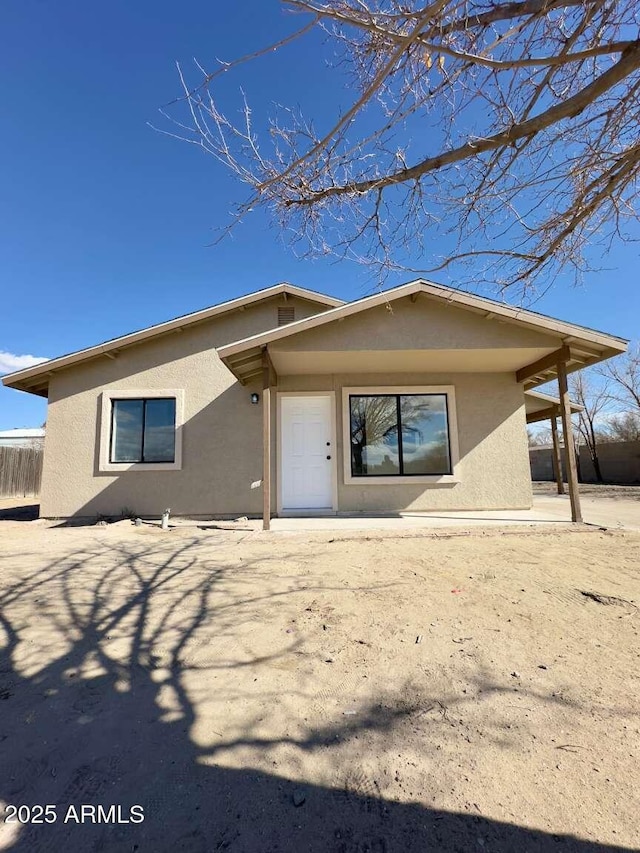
(532, 482), (640, 500)
(0, 517), (638, 852)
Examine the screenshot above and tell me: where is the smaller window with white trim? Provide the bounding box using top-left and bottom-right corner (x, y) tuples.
(110, 398), (176, 464)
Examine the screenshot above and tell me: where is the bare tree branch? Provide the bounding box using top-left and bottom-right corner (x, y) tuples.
(570, 370), (612, 482)
(160, 0), (640, 292)
(597, 342), (640, 411)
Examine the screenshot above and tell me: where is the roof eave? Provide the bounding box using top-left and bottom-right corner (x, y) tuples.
(524, 389), (583, 422)
(2, 282), (344, 394)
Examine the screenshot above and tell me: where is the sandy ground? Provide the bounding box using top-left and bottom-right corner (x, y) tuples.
(532, 483), (640, 500)
(0, 516), (639, 852)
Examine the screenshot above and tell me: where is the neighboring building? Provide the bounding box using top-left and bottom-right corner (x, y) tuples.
(0, 427), (45, 448)
(1, 280), (627, 522)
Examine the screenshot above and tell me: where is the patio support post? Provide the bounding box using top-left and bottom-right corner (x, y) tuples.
(261, 347), (276, 531)
(557, 360), (582, 522)
(550, 414), (565, 495)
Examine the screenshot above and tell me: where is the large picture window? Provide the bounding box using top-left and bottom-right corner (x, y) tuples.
(349, 393), (452, 477)
(110, 398), (176, 464)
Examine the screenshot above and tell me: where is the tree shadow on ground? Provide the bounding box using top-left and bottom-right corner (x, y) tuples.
(0, 536), (634, 852)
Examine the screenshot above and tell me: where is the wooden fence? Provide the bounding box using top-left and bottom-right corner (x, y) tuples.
(0, 446), (43, 498)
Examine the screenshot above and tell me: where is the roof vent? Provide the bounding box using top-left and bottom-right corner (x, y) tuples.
(278, 306), (295, 326)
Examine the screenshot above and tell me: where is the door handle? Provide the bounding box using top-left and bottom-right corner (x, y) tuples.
(326, 455), (332, 460)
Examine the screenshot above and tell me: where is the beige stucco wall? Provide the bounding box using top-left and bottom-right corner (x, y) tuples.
(40, 292), (534, 518)
(273, 295), (560, 353)
(276, 372), (532, 512)
(40, 295), (323, 518)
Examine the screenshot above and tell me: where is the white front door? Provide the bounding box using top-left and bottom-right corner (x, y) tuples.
(280, 395), (334, 510)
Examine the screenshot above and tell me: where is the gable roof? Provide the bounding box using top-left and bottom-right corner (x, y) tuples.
(2, 283), (343, 396)
(218, 279), (627, 388)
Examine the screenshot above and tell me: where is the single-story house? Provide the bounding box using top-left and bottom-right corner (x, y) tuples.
(0, 427), (45, 448)
(2, 280), (627, 525)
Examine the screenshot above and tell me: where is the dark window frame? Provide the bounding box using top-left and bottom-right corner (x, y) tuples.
(109, 397), (176, 464)
(349, 392), (452, 478)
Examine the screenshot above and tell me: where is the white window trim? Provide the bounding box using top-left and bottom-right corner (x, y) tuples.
(341, 385), (460, 485)
(99, 389), (184, 473)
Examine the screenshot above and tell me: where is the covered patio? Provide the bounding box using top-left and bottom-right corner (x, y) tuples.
(217, 281), (626, 529)
(525, 388), (584, 506)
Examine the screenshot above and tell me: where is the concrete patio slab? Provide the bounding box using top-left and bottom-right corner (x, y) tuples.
(240, 504), (571, 532)
(2, 492), (637, 532)
(532, 493), (640, 531)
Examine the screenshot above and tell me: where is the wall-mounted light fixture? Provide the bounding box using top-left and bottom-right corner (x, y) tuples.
(250, 392), (260, 405)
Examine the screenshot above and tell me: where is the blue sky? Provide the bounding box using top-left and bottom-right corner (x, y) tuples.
(1, 0), (638, 429)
